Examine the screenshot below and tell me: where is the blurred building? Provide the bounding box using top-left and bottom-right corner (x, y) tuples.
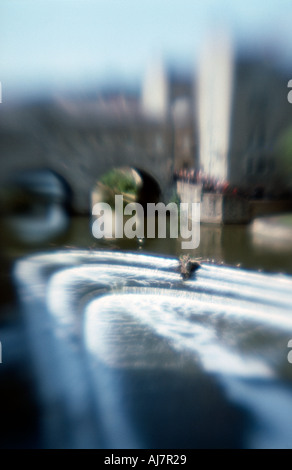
(196, 33), (292, 197)
(196, 32), (234, 182)
(141, 58), (169, 121)
(141, 59), (197, 171)
(0, 90), (174, 213)
(1, 38), (292, 214)
(228, 56), (292, 197)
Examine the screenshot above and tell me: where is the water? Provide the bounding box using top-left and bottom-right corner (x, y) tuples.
(64, 216), (292, 274)
(13, 247), (292, 449)
(3, 215), (291, 269)
(2, 213), (292, 273)
(2, 215), (292, 448)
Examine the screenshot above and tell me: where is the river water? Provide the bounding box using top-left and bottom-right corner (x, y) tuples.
(2, 214), (292, 274)
(2, 215), (292, 448)
(61, 216), (292, 274)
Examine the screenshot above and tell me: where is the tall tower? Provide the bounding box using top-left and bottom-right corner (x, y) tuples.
(196, 31), (234, 181)
(141, 58), (169, 121)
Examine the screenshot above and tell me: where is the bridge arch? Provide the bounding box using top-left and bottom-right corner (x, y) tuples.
(1, 167), (74, 214)
(0, 167), (74, 245)
(90, 166), (162, 211)
(0, 120), (173, 215)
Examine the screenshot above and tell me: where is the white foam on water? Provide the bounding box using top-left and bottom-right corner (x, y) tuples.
(14, 250), (292, 448)
(83, 292), (273, 377)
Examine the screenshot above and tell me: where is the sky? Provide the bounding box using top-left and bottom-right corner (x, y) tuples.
(1, 0), (292, 101)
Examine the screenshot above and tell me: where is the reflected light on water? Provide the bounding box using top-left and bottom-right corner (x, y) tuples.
(13, 250), (292, 448)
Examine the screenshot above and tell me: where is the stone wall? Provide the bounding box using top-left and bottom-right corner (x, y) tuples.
(0, 104), (174, 214)
(177, 182), (251, 224)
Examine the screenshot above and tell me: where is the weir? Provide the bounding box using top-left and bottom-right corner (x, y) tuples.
(14, 250), (292, 449)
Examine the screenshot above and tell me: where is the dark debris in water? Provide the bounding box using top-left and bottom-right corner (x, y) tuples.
(178, 254), (201, 280)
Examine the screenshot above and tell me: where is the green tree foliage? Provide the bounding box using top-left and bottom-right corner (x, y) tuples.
(100, 169), (137, 195)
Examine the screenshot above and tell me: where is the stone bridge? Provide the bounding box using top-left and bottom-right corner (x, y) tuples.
(0, 103), (174, 214)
